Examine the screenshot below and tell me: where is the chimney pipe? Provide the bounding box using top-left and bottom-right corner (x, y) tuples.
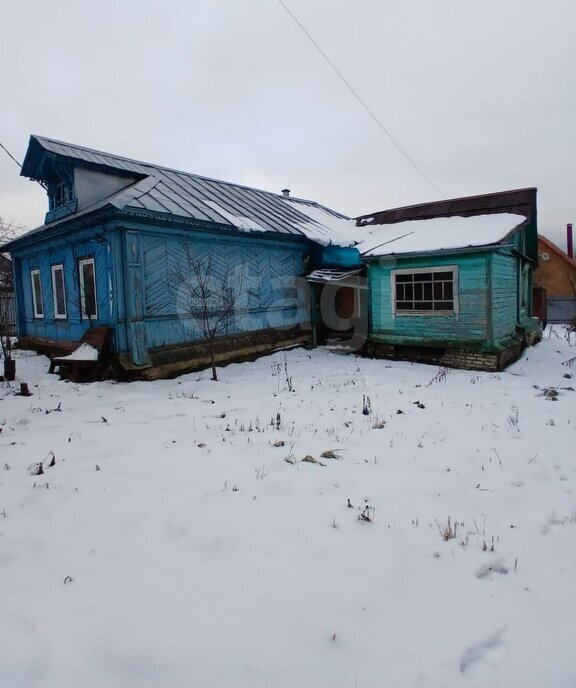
(568, 223), (574, 259)
(281, 188), (290, 198)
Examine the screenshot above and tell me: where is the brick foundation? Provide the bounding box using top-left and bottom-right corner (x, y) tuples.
(366, 339), (525, 371)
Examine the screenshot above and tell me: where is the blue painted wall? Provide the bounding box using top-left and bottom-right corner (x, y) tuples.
(11, 218), (313, 365)
(311, 244), (363, 269)
(11, 226), (115, 343)
(118, 225), (311, 360)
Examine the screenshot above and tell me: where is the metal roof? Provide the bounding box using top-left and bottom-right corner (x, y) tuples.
(17, 135), (351, 243)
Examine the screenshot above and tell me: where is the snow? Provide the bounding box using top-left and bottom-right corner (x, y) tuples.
(278, 202), (526, 256)
(204, 200), (268, 232)
(55, 343), (99, 362)
(358, 213), (526, 257)
(281, 198), (360, 246)
(1, 329), (576, 687)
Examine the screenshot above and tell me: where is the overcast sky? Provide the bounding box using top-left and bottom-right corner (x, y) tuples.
(1, 0), (575, 248)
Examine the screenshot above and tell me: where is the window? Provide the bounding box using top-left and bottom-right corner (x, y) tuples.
(520, 263), (530, 314)
(51, 265), (67, 319)
(51, 181), (72, 209)
(30, 269), (44, 318)
(392, 267), (458, 314)
(79, 258), (97, 320)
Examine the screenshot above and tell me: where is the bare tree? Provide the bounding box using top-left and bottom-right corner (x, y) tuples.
(0, 272), (15, 379)
(0, 217), (17, 246)
(0, 299), (13, 370)
(0, 218), (16, 378)
(173, 242), (244, 381)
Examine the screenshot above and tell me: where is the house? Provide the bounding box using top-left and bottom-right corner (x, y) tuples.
(533, 229), (576, 324)
(2, 135), (360, 378)
(354, 189), (542, 370)
(2, 135), (542, 377)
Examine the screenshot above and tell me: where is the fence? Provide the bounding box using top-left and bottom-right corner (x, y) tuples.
(0, 289), (16, 337)
(547, 297), (576, 324)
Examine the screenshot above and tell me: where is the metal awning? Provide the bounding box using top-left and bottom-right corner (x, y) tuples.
(306, 268), (362, 284)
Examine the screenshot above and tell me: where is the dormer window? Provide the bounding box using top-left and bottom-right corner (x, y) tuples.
(45, 172), (77, 223)
(52, 180), (72, 209)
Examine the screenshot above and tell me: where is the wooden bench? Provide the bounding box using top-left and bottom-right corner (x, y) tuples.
(49, 327), (111, 381)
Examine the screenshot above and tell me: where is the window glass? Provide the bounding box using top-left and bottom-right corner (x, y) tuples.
(31, 269), (44, 318)
(394, 269), (456, 313)
(51, 265), (66, 319)
(79, 259), (97, 319)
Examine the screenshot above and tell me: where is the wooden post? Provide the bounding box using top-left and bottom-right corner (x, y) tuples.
(311, 283), (318, 348)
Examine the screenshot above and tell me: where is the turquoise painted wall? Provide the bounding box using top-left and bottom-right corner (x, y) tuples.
(369, 252), (490, 346)
(490, 249), (519, 339)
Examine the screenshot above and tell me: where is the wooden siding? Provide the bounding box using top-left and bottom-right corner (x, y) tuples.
(369, 253), (490, 346)
(121, 227), (311, 352)
(490, 249), (519, 339)
(311, 244), (364, 269)
(11, 227), (114, 343)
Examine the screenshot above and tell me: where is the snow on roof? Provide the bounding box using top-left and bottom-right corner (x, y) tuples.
(7, 136), (529, 259)
(280, 198), (358, 246)
(358, 213), (526, 258)
(203, 201), (268, 233)
(13, 136), (355, 247)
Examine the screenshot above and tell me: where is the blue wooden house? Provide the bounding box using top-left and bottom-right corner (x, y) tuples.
(355, 189), (542, 370)
(2, 136), (541, 376)
(2, 135), (361, 378)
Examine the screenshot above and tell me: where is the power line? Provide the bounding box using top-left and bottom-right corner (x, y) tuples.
(0, 141), (22, 168)
(275, 0), (441, 194)
(1, 139), (47, 192)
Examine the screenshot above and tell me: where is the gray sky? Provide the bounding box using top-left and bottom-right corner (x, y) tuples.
(1, 0), (575, 249)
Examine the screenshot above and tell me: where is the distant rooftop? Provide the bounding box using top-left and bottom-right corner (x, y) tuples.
(356, 188), (537, 227)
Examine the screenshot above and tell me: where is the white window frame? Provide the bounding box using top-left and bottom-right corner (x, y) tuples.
(391, 265), (459, 317)
(30, 269), (44, 319)
(51, 264), (67, 320)
(78, 257), (98, 320)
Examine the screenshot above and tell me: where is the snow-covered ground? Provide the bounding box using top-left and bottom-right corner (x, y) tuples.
(1, 329), (575, 688)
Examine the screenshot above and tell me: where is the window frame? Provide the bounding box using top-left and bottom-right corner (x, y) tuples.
(520, 263), (530, 316)
(78, 257), (98, 320)
(51, 264), (67, 320)
(30, 268), (44, 319)
(50, 179), (72, 210)
(391, 266), (459, 317)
